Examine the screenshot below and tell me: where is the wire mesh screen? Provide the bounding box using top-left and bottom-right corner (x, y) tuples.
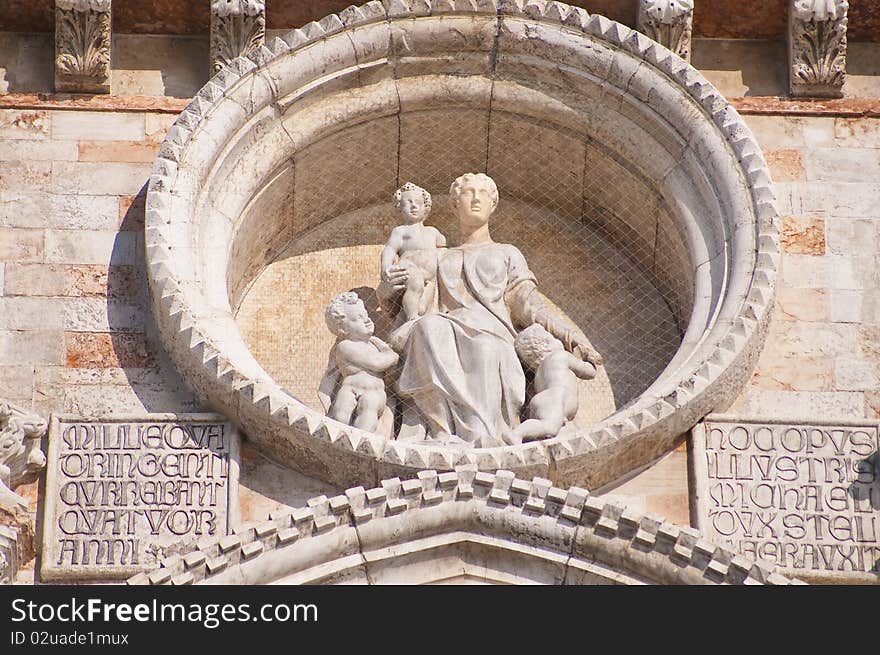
(234, 100), (693, 442)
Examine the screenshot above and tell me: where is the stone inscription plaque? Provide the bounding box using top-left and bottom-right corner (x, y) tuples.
(693, 416), (880, 582)
(41, 414), (239, 581)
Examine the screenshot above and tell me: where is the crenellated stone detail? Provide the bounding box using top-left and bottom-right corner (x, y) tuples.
(210, 0), (267, 74)
(54, 0), (112, 94)
(788, 0), (848, 98)
(0, 401), (47, 513)
(636, 0), (694, 61)
(127, 469), (801, 586)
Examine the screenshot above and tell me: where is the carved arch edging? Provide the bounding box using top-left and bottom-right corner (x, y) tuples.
(144, 0), (779, 490)
(127, 468), (798, 585)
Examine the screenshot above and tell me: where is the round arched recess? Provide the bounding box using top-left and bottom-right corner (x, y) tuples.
(145, 1), (779, 490)
(127, 470), (797, 586)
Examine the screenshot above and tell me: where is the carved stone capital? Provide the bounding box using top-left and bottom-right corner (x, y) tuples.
(637, 0), (694, 61)
(788, 0), (848, 98)
(54, 0), (112, 94)
(210, 0), (266, 74)
(0, 401), (47, 513)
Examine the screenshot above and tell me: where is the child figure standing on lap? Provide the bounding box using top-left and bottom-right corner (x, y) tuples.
(381, 182), (447, 321)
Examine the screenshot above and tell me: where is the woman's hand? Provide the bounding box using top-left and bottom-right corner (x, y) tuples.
(569, 334), (603, 366)
(376, 265), (409, 306)
(382, 265), (408, 288)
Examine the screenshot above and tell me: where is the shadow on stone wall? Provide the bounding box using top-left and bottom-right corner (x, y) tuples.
(107, 182), (207, 415)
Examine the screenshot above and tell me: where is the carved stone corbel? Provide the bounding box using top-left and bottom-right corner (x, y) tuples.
(0, 401), (47, 513)
(54, 0), (112, 94)
(637, 0), (694, 62)
(788, 0), (848, 98)
(210, 0), (266, 74)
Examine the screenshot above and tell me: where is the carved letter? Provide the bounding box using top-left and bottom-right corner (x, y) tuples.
(210, 0), (266, 74)
(637, 0), (694, 61)
(54, 0), (112, 94)
(788, 0), (848, 98)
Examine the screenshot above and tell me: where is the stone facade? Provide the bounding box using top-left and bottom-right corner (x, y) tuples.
(0, 1), (878, 585)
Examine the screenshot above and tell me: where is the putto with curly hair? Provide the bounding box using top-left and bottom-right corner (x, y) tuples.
(515, 324), (560, 371)
(510, 324), (598, 444)
(320, 291), (398, 432)
(381, 181), (447, 321)
(393, 182), (432, 213)
(324, 291), (363, 336)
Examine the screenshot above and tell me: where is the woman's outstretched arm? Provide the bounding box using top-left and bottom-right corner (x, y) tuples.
(507, 280), (604, 366)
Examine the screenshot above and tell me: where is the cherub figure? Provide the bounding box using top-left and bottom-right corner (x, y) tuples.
(381, 182), (447, 321)
(319, 292), (399, 432)
(509, 324), (598, 443)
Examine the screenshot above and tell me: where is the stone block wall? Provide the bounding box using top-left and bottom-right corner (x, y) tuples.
(0, 107), (204, 418)
(728, 114), (880, 422)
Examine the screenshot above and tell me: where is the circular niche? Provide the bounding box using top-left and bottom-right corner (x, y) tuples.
(145, 2), (779, 489)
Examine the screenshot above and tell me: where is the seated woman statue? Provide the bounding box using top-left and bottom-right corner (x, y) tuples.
(379, 173), (602, 448)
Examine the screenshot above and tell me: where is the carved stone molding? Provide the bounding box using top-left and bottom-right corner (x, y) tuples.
(54, 0), (112, 94)
(788, 0), (848, 98)
(637, 0), (694, 61)
(0, 400), (47, 513)
(210, 0), (266, 74)
(128, 468), (799, 586)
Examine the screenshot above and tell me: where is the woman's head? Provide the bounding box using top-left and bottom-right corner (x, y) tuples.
(449, 173), (498, 228)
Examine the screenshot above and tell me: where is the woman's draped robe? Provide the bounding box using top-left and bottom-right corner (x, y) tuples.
(395, 242), (536, 447)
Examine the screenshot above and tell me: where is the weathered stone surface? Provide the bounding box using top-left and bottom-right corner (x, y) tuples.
(693, 416), (879, 582)
(51, 111), (144, 142)
(64, 332), (156, 369)
(77, 141), (159, 163)
(0, 140), (77, 162)
(52, 162), (151, 196)
(804, 147), (880, 183)
(41, 414), (239, 581)
(0, 331), (65, 366)
(44, 229), (139, 265)
(0, 192), (120, 230)
(781, 216), (825, 255)
(765, 149), (805, 182)
(776, 286), (828, 322)
(0, 110), (50, 141)
(0, 228), (44, 263)
(0, 161), (52, 192)
(3, 264), (139, 298)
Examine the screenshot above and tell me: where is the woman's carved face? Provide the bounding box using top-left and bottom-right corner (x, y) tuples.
(455, 180), (495, 228)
